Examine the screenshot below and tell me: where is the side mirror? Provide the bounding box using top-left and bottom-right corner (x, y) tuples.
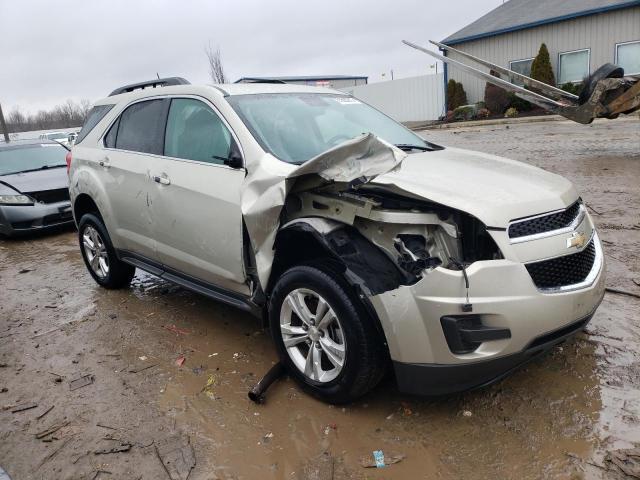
(224, 142), (244, 169)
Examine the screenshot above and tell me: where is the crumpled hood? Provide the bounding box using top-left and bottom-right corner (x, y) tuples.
(0, 168), (69, 195)
(242, 133), (406, 289)
(371, 147), (578, 227)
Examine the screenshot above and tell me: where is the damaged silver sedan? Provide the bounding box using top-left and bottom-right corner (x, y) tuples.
(68, 78), (605, 403)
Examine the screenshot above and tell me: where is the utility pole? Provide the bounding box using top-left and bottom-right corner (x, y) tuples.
(0, 102), (9, 143)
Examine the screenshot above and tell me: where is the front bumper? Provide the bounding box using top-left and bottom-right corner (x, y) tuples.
(0, 201), (74, 236)
(370, 233), (605, 395)
(392, 308), (599, 396)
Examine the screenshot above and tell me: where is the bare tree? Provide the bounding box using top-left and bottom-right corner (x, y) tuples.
(205, 43), (227, 84)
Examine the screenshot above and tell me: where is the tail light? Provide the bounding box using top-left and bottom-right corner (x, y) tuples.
(65, 151), (72, 173)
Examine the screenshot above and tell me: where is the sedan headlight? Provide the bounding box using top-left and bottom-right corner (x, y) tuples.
(0, 195), (34, 205)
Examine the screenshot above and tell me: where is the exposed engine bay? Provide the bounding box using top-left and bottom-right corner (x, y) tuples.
(283, 185), (502, 284)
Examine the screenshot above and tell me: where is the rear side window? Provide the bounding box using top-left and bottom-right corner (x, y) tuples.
(114, 99), (169, 155)
(76, 104), (114, 144)
(164, 98), (232, 164)
(104, 117), (120, 148)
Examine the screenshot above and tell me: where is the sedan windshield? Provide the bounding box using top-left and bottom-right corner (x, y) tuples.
(0, 144), (67, 176)
(227, 93), (434, 164)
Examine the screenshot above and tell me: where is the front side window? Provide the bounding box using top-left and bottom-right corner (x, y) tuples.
(558, 49), (590, 84)
(164, 99), (232, 164)
(227, 93), (431, 164)
(616, 41), (640, 75)
(115, 99), (169, 155)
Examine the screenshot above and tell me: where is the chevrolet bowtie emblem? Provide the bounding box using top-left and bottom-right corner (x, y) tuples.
(567, 232), (587, 249)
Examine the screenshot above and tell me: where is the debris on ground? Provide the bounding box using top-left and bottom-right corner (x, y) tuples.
(605, 447), (640, 478)
(605, 287), (640, 300)
(35, 420), (70, 440)
(248, 362), (285, 404)
(360, 450), (405, 468)
(154, 435), (195, 480)
(401, 401), (413, 416)
(128, 363), (157, 374)
(263, 432), (274, 444)
(95, 442), (132, 455)
(139, 356), (147, 361)
(191, 365), (205, 375)
(69, 374), (94, 391)
(10, 402), (38, 413)
(175, 356), (185, 367)
(18, 268), (33, 274)
(162, 325), (189, 335)
(463, 410), (473, 417)
(36, 405), (54, 420)
(202, 374), (216, 400)
(36, 436), (74, 469)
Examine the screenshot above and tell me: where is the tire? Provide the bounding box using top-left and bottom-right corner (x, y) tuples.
(78, 213), (135, 289)
(269, 263), (387, 404)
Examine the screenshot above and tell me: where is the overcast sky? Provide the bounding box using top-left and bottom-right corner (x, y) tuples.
(1, 0), (502, 114)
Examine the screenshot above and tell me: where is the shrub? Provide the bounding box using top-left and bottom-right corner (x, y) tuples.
(507, 93), (533, 112)
(530, 43), (556, 86)
(484, 70), (510, 114)
(447, 79), (468, 110)
(453, 105), (475, 121)
(504, 107), (518, 118)
(477, 108), (490, 119)
(560, 82), (584, 96)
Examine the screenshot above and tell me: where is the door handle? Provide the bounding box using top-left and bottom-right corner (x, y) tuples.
(153, 174), (171, 185)
(98, 157), (110, 168)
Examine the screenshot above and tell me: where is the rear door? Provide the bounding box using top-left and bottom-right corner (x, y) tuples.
(150, 97), (248, 294)
(101, 98), (170, 261)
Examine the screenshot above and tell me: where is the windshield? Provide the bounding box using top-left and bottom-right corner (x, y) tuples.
(227, 93), (432, 164)
(0, 144), (67, 176)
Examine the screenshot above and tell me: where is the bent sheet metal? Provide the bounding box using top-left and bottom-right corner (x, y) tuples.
(241, 133), (406, 289)
(403, 39), (640, 124)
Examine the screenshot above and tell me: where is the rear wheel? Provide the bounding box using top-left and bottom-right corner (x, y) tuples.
(78, 213), (135, 289)
(269, 263), (387, 404)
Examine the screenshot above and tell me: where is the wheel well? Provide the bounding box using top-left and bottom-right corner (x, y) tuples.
(74, 194), (102, 222)
(268, 223), (393, 357)
(268, 228), (336, 295)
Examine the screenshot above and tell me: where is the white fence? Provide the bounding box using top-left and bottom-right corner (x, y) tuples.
(341, 73), (445, 122)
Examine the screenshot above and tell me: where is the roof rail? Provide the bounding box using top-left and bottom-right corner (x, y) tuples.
(234, 77), (287, 84)
(108, 77), (191, 96)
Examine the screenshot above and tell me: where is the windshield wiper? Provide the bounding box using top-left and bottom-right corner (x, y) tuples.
(11, 165), (67, 174)
(394, 143), (432, 152)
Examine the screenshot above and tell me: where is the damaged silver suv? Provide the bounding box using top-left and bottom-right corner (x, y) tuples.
(69, 78), (605, 403)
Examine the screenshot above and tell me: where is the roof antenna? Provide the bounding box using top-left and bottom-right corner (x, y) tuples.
(156, 73), (160, 80)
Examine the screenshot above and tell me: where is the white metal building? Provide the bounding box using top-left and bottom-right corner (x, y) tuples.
(235, 75), (368, 89)
(442, 0), (640, 106)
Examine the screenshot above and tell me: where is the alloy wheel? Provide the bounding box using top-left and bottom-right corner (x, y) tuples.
(82, 225), (109, 279)
(279, 288), (346, 383)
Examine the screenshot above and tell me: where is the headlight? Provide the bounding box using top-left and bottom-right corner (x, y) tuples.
(0, 195), (34, 205)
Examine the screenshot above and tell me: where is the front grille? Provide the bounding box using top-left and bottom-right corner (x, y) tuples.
(27, 188), (70, 204)
(509, 201), (581, 239)
(525, 238), (596, 290)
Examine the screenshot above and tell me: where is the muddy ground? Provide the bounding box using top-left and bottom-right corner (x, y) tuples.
(1, 116), (639, 480)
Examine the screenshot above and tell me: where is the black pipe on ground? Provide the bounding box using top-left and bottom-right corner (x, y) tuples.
(248, 362), (285, 404)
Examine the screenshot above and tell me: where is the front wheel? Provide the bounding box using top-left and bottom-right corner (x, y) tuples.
(78, 213), (135, 289)
(269, 264), (387, 404)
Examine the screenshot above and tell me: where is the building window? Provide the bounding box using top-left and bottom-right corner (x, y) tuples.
(616, 41), (640, 75)
(558, 49), (590, 84)
(509, 58), (534, 85)
(509, 58), (534, 76)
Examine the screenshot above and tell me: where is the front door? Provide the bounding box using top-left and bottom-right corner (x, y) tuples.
(150, 97), (248, 295)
